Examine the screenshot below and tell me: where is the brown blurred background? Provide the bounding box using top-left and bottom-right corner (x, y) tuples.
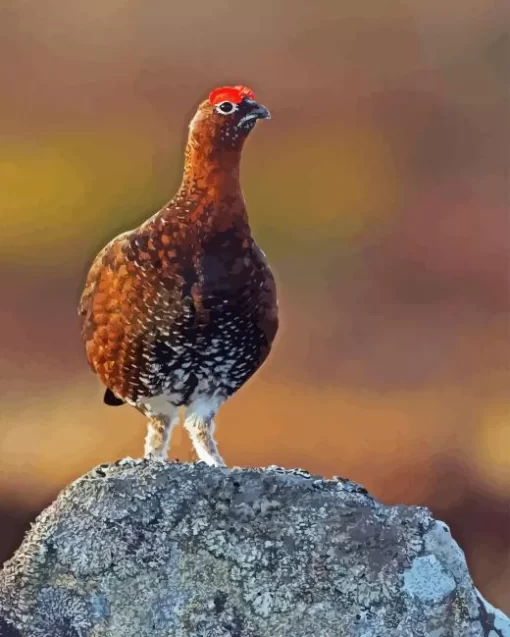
(0, 0), (508, 613)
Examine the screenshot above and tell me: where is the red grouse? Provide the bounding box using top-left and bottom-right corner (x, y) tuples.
(78, 85), (278, 466)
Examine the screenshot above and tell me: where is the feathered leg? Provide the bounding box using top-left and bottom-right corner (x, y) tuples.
(144, 414), (179, 460)
(184, 397), (225, 466)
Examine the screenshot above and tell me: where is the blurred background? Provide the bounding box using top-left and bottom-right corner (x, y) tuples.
(0, 0), (508, 613)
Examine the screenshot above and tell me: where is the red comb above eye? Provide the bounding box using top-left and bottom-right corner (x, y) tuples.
(209, 85), (256, 105)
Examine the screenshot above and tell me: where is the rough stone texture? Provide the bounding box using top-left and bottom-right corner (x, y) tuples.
(0, 460), (508, 637)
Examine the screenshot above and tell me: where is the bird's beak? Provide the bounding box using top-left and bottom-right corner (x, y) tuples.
(237, 99), (271, 128)
(249, 102), (271, 120)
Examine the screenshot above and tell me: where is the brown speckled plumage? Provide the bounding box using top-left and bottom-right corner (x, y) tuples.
(78, 86), (278, 465)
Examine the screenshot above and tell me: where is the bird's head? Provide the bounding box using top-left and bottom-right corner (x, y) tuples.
(189, 85), (271, 152)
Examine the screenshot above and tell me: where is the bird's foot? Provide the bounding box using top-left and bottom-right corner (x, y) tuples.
(144, 451), (168, 463)
(195, 452), (227, 468)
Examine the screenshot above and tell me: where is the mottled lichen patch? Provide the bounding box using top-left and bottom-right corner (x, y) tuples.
(404, 555), (456, 604)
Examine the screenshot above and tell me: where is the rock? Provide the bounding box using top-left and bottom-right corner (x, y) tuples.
(0, 460), (508, 636)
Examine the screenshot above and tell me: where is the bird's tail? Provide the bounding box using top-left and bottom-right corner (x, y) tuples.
(103, 388), (125, 406)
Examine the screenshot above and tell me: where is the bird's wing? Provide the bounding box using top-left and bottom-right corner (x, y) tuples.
(78, 220), (192, 403)
(78, 231), (132, 324)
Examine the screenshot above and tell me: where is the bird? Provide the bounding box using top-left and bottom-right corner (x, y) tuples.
(78, 85), (278, 466)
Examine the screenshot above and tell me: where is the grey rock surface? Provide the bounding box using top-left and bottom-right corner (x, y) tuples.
(0, 460), (508, 637)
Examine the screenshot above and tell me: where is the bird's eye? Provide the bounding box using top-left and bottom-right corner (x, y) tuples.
(216, 101), (236, 115)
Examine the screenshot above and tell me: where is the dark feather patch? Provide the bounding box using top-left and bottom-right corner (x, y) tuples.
(104, 388), (125, 406)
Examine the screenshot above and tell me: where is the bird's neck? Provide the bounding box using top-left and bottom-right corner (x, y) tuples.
(179, 133), (245, 199)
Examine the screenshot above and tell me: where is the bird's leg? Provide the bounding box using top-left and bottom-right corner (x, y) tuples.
(144, 414), (178, 460)
(184, 410), (225, 467)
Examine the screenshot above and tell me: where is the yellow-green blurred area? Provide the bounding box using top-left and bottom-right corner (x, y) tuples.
(0, 0), (508, 612)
